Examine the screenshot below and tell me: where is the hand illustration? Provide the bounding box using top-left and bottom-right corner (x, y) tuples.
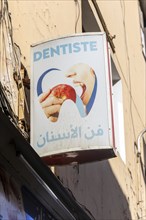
(39, 89), (64, 122)
(39, 84), (76, 122)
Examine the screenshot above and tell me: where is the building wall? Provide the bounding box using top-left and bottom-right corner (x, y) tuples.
(8, 0), (146, 219)
(8, 1), (81, 73)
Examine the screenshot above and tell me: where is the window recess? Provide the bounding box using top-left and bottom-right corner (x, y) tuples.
(81, 0), (115, 53)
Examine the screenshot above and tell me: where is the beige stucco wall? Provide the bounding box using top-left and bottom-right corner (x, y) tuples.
(8, 0), (146, 219)
(9, 1), (81, 73)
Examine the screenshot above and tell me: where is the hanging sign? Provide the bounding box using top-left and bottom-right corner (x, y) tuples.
(31, 33), (116, 165)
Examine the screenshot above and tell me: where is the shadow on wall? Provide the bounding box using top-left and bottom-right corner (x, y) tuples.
(55, 160), (132, 220)
(55, 1), (133, 219)
(69, 2), (132, 217)
(81, 0), (101, 33)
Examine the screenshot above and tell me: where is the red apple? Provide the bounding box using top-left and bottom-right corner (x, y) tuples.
(51, 84), (76, 102)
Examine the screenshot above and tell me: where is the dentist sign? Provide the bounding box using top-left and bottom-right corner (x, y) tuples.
(31, 33), (116, 165)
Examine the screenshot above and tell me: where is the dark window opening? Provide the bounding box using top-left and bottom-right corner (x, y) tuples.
(22, 187), (56, 220)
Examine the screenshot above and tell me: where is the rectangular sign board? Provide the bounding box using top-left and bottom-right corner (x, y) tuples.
(31, 33), (116, 165)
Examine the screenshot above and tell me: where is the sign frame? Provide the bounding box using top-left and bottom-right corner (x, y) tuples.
(31, 32), (116, 165)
